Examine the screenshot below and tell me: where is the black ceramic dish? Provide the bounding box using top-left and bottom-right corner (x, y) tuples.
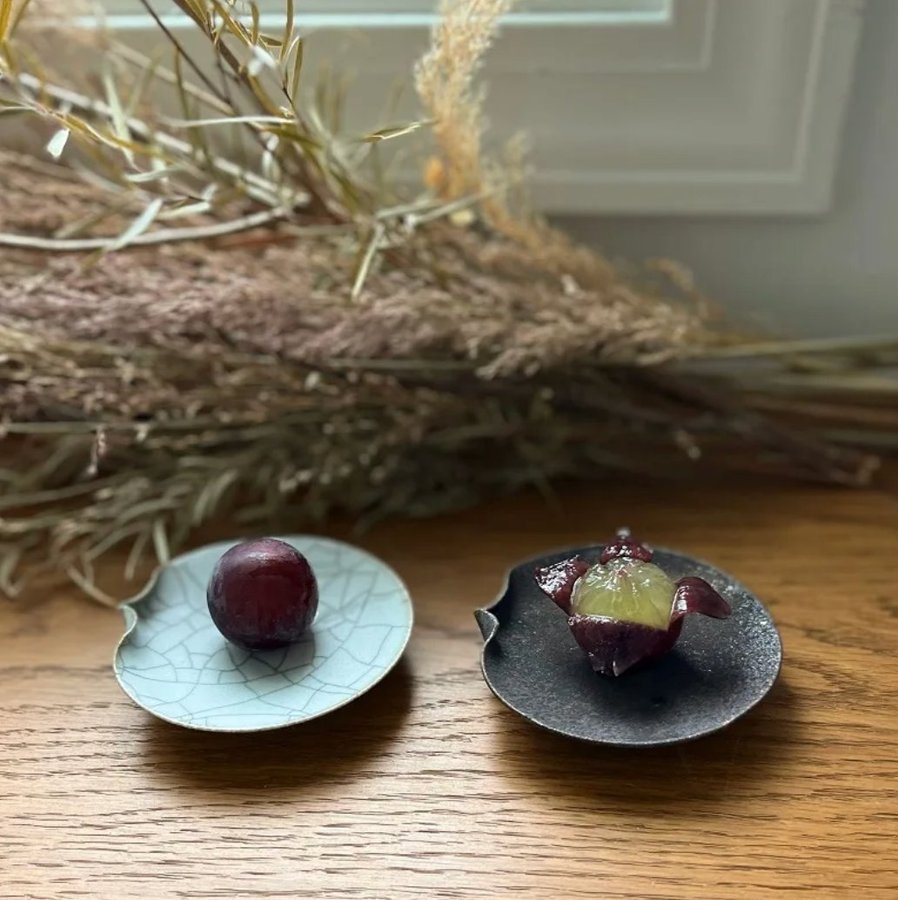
(475, 544), (782, 747)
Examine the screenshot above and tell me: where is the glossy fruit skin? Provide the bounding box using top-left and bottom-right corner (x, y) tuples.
(567, 615), (684, 677)
(535, 530), (731, 677)
(207, 538), (318, 650)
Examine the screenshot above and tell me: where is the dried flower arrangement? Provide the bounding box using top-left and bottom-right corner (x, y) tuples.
(0, 0), (895, 601)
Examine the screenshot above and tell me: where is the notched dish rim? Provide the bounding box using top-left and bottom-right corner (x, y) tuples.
(473, 542), (783, 747)
(112, 535), (415, 733)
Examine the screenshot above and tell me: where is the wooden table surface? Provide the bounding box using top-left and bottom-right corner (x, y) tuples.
(3, 474), (898, 900)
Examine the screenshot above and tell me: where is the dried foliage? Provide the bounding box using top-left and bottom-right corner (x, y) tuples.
(415, 0), (513, 201)
(0, 1), (895, 600)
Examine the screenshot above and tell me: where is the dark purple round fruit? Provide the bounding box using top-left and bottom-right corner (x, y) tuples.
(207, 538), (319, 650)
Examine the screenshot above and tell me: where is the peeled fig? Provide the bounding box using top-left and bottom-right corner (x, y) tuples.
(534, 530), (731, 677)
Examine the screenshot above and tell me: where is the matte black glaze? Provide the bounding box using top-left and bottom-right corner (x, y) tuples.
(475, 545), (782, 747)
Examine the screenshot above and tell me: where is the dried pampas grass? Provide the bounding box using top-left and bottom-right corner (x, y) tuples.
(0, 1), (894, 600)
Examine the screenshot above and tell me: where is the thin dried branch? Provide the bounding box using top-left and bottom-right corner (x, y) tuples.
(10, 72), (291, 207)
(0, 206), (289, 250)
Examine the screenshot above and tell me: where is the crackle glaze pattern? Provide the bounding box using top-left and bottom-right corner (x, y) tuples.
(114, 537), (412, 732)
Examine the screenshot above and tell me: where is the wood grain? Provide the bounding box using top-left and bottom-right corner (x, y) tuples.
(2, 475), (898, 900)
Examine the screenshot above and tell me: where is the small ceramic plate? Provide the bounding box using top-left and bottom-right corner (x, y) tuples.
(475, 544), (782, 747)
(114, 536), (413, 732)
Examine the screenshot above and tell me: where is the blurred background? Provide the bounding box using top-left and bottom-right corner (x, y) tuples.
(562, 0), (895, 339)
(1, 0), (892, 594)
(86, 0), (892, 336)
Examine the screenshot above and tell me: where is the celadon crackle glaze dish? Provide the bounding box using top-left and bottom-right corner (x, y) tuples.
(114, 536), (413, 732)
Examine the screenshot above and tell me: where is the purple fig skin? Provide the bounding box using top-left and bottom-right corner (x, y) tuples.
(207, 538), (319, 650)
(673, 576), (732, 619)
(534, 532), (732, 677)
(534, 556), (589, 615)
(568, 615), (684, 677)
(599, 530), (654, 565)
